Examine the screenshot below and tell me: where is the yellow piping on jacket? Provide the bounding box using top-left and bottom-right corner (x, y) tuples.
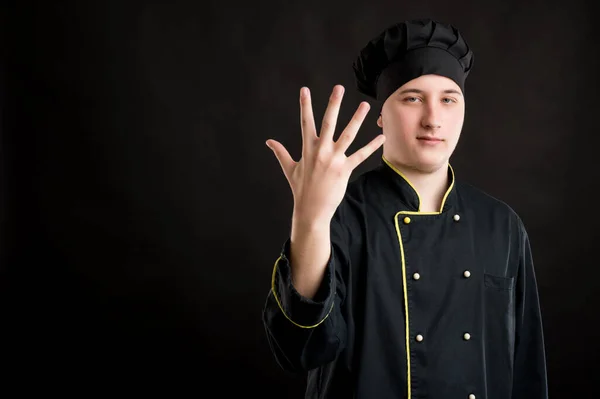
(384, 155), (455, 399)
(271, 255), (335, 329)
(270, 155), (456, 398)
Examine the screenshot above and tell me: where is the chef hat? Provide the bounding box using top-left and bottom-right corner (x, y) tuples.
(352, 19), (474, 102)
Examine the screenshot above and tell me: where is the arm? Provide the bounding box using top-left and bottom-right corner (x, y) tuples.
(262, 210), (350, 373)
(262, 84), (382, 374)
(512, 223), (548, 398)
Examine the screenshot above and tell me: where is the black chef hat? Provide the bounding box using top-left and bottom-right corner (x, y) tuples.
(352, 19), (474, 102)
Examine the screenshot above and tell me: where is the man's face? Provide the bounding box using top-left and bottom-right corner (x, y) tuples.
(377, 74), (465, 173)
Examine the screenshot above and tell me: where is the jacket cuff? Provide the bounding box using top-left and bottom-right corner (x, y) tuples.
(270, 238), (336, 328)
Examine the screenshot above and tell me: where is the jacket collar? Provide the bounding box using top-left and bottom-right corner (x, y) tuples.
(378, 155), (457, 213)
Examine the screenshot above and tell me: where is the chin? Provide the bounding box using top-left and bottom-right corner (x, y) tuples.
(412, 155), (449, 173)
(384, 148), (449, 174)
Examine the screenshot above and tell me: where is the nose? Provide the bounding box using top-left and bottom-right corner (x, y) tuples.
(423, 120), (441, 129)
(421, 104), (442, 129)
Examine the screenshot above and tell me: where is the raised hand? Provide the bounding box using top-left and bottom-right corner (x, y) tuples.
(266, 85), (385, 225)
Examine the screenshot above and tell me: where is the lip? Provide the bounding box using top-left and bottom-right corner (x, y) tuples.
(417, 137), (444, 142)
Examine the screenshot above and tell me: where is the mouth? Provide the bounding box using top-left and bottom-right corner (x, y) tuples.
(417, 136), (444, 142)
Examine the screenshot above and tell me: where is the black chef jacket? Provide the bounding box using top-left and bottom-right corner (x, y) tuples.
(262, 156), (548, 399)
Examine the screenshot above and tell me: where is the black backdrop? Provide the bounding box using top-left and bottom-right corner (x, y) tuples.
(2, 0), (599, 397)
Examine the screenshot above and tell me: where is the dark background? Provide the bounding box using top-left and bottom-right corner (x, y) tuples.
(2, 0), (598, 397)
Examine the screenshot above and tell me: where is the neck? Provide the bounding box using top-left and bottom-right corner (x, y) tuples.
(386, 158), (450, 212)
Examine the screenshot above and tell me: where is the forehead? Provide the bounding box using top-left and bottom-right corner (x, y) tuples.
(396, 74), (462, 94)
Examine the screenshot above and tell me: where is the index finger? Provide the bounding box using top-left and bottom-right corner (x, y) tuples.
(347, 134), (386, 170)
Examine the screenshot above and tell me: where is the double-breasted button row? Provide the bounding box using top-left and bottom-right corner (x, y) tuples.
(402, 212), (473, 399)
(402, 214), (461, 225)
(414, 332), (472, 342)
(411, 270), (471, 280)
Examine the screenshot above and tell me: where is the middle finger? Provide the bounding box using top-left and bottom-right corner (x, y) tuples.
(319, 85), (344, 142)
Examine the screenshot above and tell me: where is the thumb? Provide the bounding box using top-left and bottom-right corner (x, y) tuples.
(266, 139), (295, 180)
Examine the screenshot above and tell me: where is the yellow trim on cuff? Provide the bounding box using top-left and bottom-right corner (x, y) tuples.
(271, 255), (335, 329)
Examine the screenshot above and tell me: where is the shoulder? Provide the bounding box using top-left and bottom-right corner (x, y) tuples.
(455, 180), (527, 232)
(345, 165), (389, 197)
(456, 180), (514, 212)
(331, 168), (380, 225)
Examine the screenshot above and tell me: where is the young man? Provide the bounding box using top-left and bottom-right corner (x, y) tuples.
(262, 19), (548, 399)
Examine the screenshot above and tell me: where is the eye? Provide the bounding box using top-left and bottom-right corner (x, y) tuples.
(403, 97), (421, 103)
(442, 97), (457, 104)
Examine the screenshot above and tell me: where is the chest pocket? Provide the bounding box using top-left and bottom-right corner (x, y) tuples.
(484, 273), (515, 291)
(483, 272), (516, 367)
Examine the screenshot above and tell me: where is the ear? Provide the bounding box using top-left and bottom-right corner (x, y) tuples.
(377, 114), (383, 128)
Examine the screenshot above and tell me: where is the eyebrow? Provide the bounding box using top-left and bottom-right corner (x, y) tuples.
(398, 88), (463, 96)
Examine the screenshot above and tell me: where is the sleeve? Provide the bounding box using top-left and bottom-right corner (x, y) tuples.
(511, 223), (548, 399)
(261, 211), (350, 373)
